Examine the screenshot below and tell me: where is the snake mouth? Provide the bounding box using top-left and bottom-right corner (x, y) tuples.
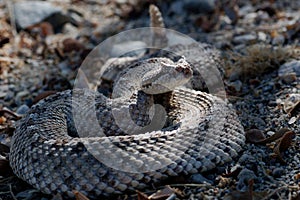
(142, 83), (153, 90)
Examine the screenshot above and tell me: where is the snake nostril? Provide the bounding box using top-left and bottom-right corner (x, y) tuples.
(176, 67), (183, 72)
(176, 66), (192, 77)
(184, 68), (191, 76)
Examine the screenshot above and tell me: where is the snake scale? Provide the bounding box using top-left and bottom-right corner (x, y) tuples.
(9, 5), (245, 199)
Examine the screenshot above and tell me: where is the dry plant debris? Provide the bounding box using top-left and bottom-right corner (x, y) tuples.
(225, 44), (300, 80)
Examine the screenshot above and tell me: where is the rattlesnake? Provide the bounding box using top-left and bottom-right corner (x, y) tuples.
(9, 5), (245, 199)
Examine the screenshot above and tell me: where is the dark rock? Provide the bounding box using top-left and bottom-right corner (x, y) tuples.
(183, 0), (216, 14)
(278, 60), (300, 77)
(237, 168), (257, 191)
(238, 154), (256, 165)
(170, 1), (185, 15)
(16, 104), (30, 115)
(272, 168), (285, 178)
(13, 1), (77, 32)
(45, 12), (77, 33)
(14, 1), (61, 29)
(227, 80), (242, 92)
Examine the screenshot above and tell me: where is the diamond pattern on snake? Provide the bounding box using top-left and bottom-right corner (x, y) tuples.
(9, 5), (245, 199)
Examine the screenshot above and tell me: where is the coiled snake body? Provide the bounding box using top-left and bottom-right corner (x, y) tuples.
(9, 51), (245, 198)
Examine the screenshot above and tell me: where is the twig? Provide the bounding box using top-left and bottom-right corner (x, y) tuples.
(9, 184), (17, 200)
(5, 0), (17, 37)
(5, 0), (19, 50)
(166, 193), (176, 200)
(261, 184), (300, 200)
(169, 183), (213, 188)
(0, 109), (22, 120)
(0, 56), (20, 63)
(0, 191), (10, 195)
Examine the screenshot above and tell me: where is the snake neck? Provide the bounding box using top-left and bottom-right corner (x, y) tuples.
(106, 89), (177, 137)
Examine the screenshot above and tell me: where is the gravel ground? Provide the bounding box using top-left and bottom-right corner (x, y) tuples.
(0, 0), (299, 199)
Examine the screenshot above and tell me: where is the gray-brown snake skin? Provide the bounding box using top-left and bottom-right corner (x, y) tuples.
(9, 53), (245, 199)
(9, 5), (245, 197)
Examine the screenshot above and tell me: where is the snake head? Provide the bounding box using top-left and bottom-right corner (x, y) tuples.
(142, 57), (193, 94)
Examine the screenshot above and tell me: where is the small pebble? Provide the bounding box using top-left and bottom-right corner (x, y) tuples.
(272, 168), (285, 178)
(13, 1), (62, 29)
(183, 0), (216, 14)
(227, 80), (243, 92)
(278, 60), (300, 77)
(16, 104), (30, 115)
(266, 131), (275, 136)
(288, 117), (297, 124)
(0, 91), (7, 98)
(233, 34), (257, 44)
(257, 31), (268, 42)
(272, 34), (285, 45)
(237, 168), (257, 191)
(0, 85), (9, 98)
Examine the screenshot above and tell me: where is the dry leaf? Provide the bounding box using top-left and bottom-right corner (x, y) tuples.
(0, 108), (21, 120)
(63, 38), (85, 53)
(225, 190), (253, 200)
(270, 30), (279, 38)
(27, 22), (54, 38)
(249, 128), (291, 144)
(224, 179), (258, 200)
(33, 91), (57, 104)
(137, 186), (182, 200)
(283, 94), (300, 116)
(217, 176), (232, 188)
(273, 131), (296, 163)
(245, 129), (265, 143)
(148, 185), (180, 200)
(287, 101), (299, 117)
(224, 179), (268, 200)
(291, 193), (300, 200)
(0, 116), (6, 124)
(72, 190), (90, 200)
(137, 190), (150, 200)
(277, 131), (295, 151)
(225, 190), (269, 200)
